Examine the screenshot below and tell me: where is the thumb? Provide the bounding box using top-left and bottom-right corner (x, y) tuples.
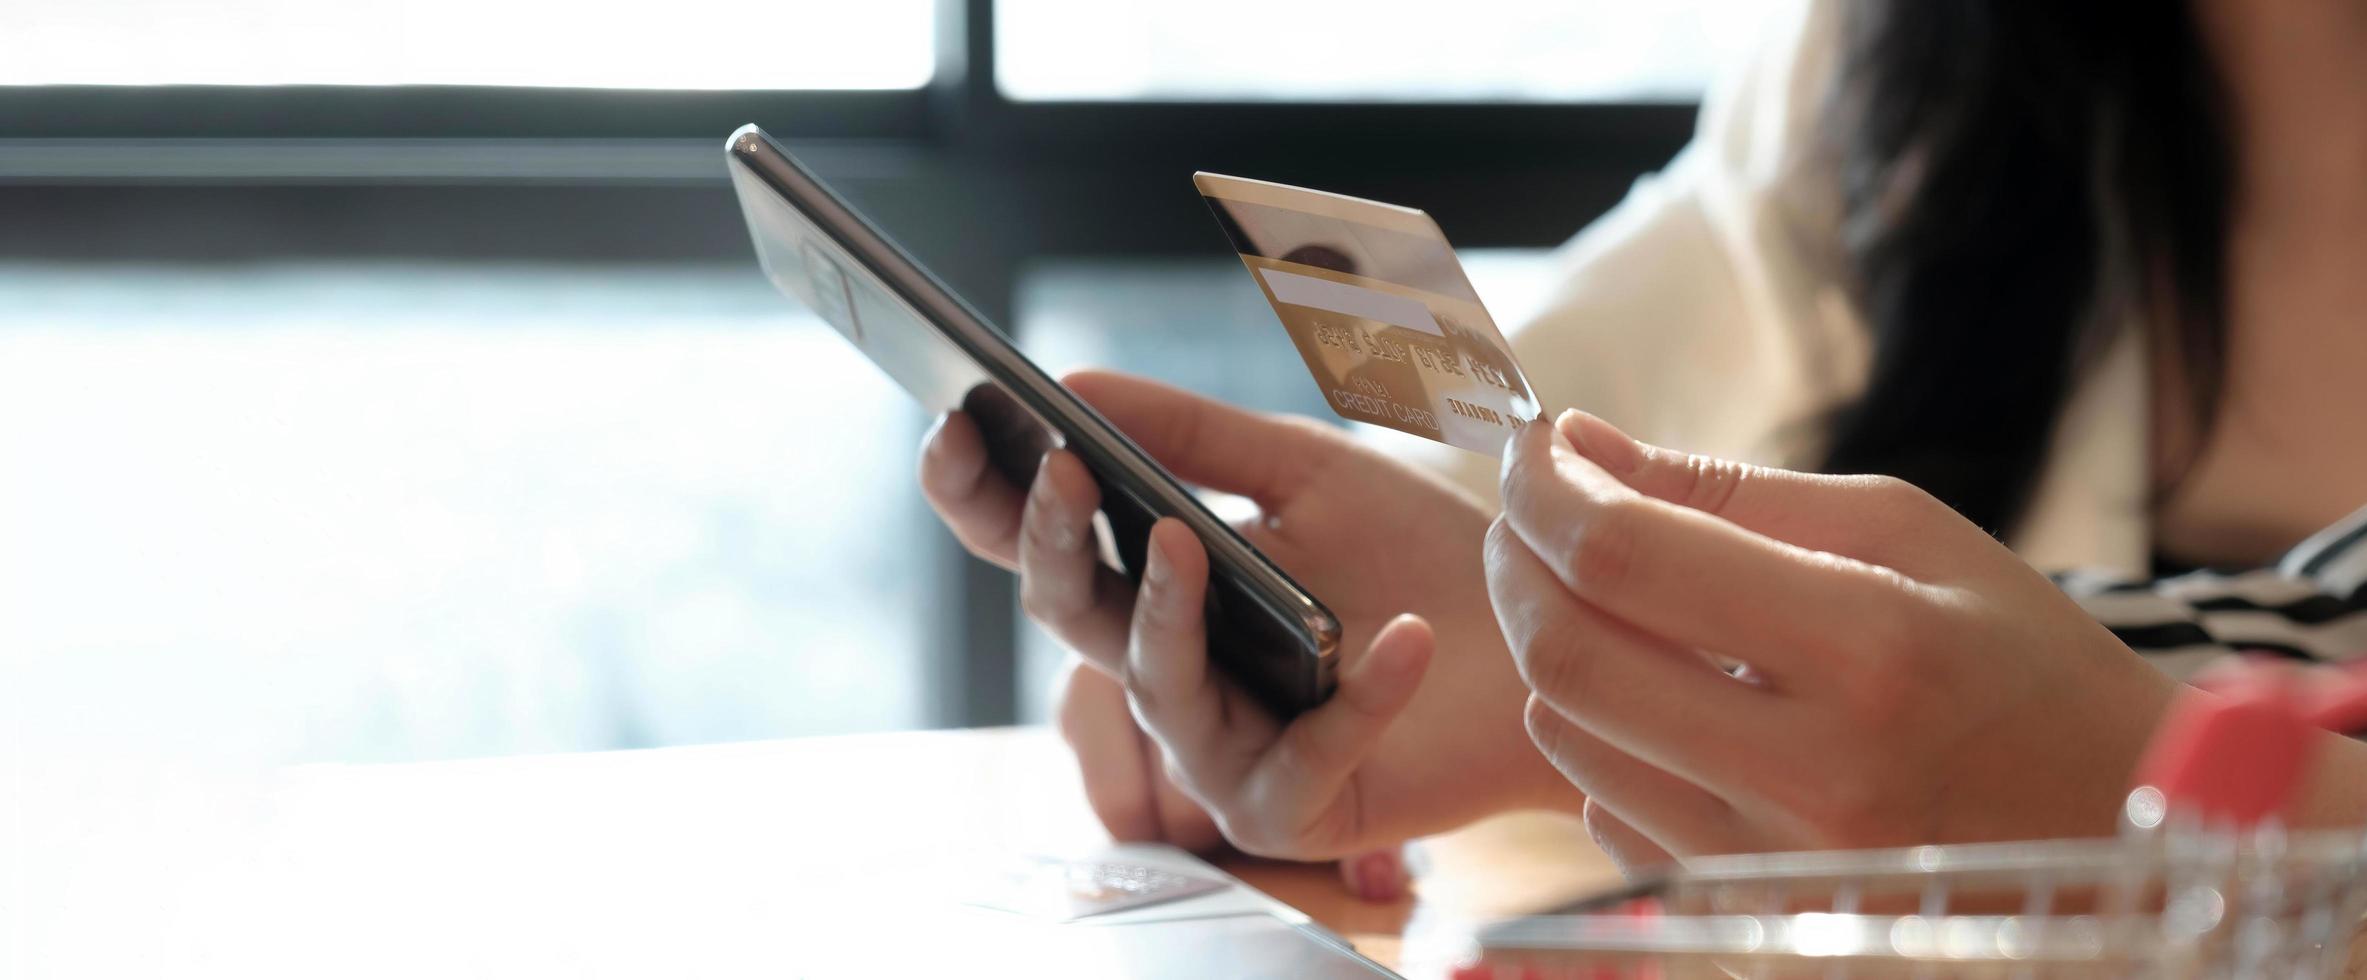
(1551, 409), (1955, 564)
(1338, 845), (1413, 903)
(1249, 613), (1434, 850)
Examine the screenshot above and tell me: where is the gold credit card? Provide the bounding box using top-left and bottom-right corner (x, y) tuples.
(1196, 173), (1541, 455)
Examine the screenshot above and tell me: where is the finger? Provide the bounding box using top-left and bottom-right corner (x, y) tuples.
(1486, 515), (1781, 789)
(1140, 738), (1226, 854)
(917, 411), (1026, 569)
(1499, 418), (1928, 679)
(1064, 369), (1337, 508)
(1123, 518), (1270, 798)
(1053, 658), (1163, 842)
(1338, 847), (1412, 903)
(1553, 409), (1964, 569)
(1244, 613), (1433, 850)
(1524, 695), (1738, 856)
(1582, 799), (1679, 876)
(1017, 448), (1136, 670)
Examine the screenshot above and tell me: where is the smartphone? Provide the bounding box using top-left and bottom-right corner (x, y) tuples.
(725, 125), (1340, 718)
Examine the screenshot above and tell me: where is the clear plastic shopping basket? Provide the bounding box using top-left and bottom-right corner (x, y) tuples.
(1436, 661), (2367, 979)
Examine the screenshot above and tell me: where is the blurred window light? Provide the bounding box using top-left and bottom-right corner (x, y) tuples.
(0, 1), (933, 88)
(0, 263), (935, 764)
(996, 0), (1774, 102)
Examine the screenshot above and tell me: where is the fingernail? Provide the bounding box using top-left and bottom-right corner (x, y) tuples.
(1557, 409), (1641, 475)
(1143, 525), (1172, 586)
(920, 412), (954, 458)
(1032, 466), (1081, 552)
(1348, 850), (1408, 902)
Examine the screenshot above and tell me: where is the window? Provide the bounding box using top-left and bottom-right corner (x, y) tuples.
(5, 0), (1722, 752)
(0, 263), (939, 761)
(996, 0), (1774, 102)
(0, 0), (934, 89)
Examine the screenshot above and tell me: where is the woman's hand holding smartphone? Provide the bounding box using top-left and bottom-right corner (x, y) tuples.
(918, 369), (1581, 863)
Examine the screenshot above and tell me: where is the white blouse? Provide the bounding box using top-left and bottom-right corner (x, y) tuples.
(1393, 0), (2367, 671)
(1405, 0), (2150, 577)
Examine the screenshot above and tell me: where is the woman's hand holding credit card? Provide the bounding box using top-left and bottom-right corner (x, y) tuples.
(1486, 410), (2205, 870)
(919, 371), (1580, 864)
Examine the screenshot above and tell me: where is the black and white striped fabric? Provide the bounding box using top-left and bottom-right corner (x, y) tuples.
(2056, 505), (2367, 680)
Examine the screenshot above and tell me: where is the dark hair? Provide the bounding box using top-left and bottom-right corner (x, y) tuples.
(1820, 2), (2233, 536)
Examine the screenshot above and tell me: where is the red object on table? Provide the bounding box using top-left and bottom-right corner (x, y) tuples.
(2132, 655), (2367, 828)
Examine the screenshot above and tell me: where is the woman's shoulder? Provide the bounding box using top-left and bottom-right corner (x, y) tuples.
(1503, 0), (1864, 473)
(1693, 0), (1850, 200)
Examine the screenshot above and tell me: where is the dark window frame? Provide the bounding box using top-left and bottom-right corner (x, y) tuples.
(0, 0), (1694, 157)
